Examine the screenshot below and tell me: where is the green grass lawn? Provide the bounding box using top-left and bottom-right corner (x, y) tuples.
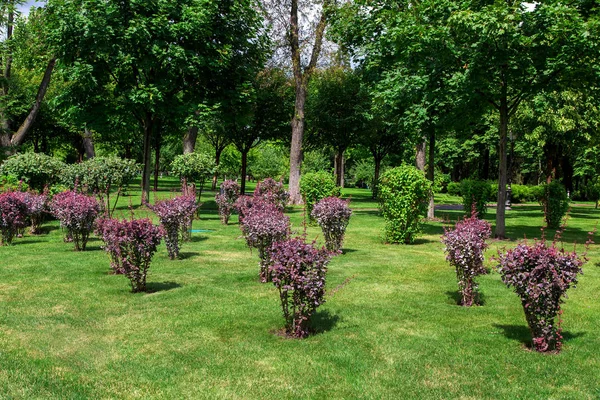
(1, 179), (599, 399)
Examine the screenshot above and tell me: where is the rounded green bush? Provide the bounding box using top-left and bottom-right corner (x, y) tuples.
(539, 181), (569, 229)
(447, 182), (461, 197)
(0, 153), (65, 191)
(378, 165), (431, 244)
(300, 171), (340, 221)
(461, 179), (491, 217)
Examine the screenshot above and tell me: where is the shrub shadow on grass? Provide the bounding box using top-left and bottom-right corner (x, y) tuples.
(445, 291), (486, 306)
(310, 310), (340, 334)
(492, 324), (585, 348)
(146, 281), (182, 293)
(178, 252), (200, 260)
(190, 236), (208, 243)
(15, 239), (46, 245)
(341, 248), (358, 254)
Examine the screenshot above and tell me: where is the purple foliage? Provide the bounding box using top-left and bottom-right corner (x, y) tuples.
(0, 192), (28, 245)
(442, 214), (492, 306)
(215, 180), (240, 225)
(267, 237), (331, 338)
(497, 239), (587, 352)
(239, 198), (290, 282)
(96, 218), (164, 292)
(149, 195), (197, 260)
(14, 191), (47, 234)
(50, 190), (100, 251)
(253, 178), (289, 211)
(311, 197), (352, 252)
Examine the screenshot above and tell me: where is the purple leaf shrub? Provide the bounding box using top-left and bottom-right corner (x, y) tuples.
(0, 192), (28, 245)
(149, 195), (197, 259)
(497, 239), (587, 352)
(234, 195), (255, 223)
(253, 178), (289, 211)
(50, 190), (100, 251)
(215, 180), (240, 225)
(96, 218), (164, 292)
(15, 191), (47, 234)
(441, 214), (492, 306)
(267, 237), (331, 338)
(311, 197), (352, 252)
(239, 198), (290, 282)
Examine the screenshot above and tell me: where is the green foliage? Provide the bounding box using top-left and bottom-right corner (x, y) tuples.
(0, 175), (28, 193)
(433, 170), (451, 194)
(0, 153), (65, 191)
(302, 149), (330, 174)
(510, 185), (537, 204)
(447, 182), (461, 197)
(539, 182), (570, 229)
(378, 165), (432, 244)
(250, 144), (288, 181)
(350, 159), (375, 189)
(461, 180), (491, 217)
(300, 171), (340, 221)
(171, 153), (216, 190)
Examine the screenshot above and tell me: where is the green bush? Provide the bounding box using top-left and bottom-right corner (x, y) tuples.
(433, 170), (451, 194)
(447, 182), (461, 197)
(0, 175), (28, 193)
(350, 159), (375, 189)
(300, 171), (340, 221)
(0, 153), (65, 191)
(510, 184), (536, 204)
(378, 165), (431, 244)
(461, 179), (491, 217)
(539, 181), (569, 229)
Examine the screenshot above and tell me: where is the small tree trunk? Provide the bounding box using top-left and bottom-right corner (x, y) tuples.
(240, 150), (249, 195)
(288, 83), (307, 204)
(83, 127), (96, 159)
(335, 149), (345, 188)
(211, 147), (223, 190)
(415, 140), (426, 171)
(183, 126), (198, 155)
(373, 156), (382, 199)
(496, 91), (509, 239)
(427, 129), (435, 219)
(141, 115), (154, 205)
(154, 131), (161, 192)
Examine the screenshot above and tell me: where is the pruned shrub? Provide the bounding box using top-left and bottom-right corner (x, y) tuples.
(461, 179), (491, 217)
(378, 165), (432, 244)
(149, 195), (197, 260)
(539, 181), (569, 229)
(0, 153), (65, 191)
(97, 218), (164, 292)
(497, 239), (586, 352)
(442, 214), (492, 306)
(234, 195), (254, 223)
(0, 192), (28, 245)
(15, 191), (47, 234)
(312, 196), (352, 252)
(300, 171), (340, 222)
(240, 199), (290, 282)
(215, 180), (240, 225)
(50, 191), (100, 251)
(446, 182), (461, 197)
(0, 174), (29, 193)
(171, 152), (216, 201)
(267, 237), (331, 338)
(254, 178), (289, 211)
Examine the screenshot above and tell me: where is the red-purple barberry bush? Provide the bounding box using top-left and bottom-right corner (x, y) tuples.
(215, 180), (240, 225)
(149, 195), (197, 259)
(0, 192), (28, 245)
(50, 190), (100, 251)
(15, 191), (47, 234)
(497, 239), (587, 352)
(267, 237), (331, 338)
(442, 214), (492, 306)
(253, 178), (289, 211)
(239, 198), (290, 282)
(311, 197), (352, 253)
(97, 218), (164, 292)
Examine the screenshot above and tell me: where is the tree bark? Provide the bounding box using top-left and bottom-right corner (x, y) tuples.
(427, 129), (436, 219)
(373, 155), (382, 199)
(211, 147), (223, 190)
(335, 148), (345, 188)
(416, 140), (426, 171)
(154, 128), (161, 192)
(183, 126), (198, 155)
(496, 91), (509, 239)
(83, 127), (96, 159)
(141, 115), (154, 204)
(240, 149), (249, 195)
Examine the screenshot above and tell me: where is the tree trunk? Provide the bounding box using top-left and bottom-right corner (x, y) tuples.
(154, 128), (161, 192)
(288, 83), (307, 204)
(482, 146), (490, 180)
(416, 140), (426, 171)
(495, 93), (509, 239)
(240, 150), (248, 195)
(141, 115), (154, 205)
(83, 127), (95, 159)
(183, 126), (198, 155)
(335, 148), (345, 188)
(211, 147), (223, 190)
(427, 129), (436, 219)
(373, 155), (382, 199)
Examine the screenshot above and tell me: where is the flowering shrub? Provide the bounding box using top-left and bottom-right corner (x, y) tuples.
(149, 195), (197, 259)
(267, 237), (331, 338)
(311, 197), (352, 252)
(496, 239), (587, 352)
(215, 180), (240, 225)
(442, 214), (492, 306)
(378, 166), (432, 244)
(50, 191), (100, 251)
(15, 191), (47, 234)
(254, 178), (289, 211)
(300, 171), (340, 223)
(0, 192), (28, 245)
(96, 218), (164, 292)
(240, 199), (290, 282)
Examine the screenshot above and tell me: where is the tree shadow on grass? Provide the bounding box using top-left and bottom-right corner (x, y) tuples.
(189, 236), (208, 243)
(492, 324), (585, 348)
(146, 281), (182, 293)
(178, 252), (200, 260)
(341, 248), (358, 254)
(310, 310), (341, 334)
(15, 239), (46, 245)
(445, 291), (486, 306)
